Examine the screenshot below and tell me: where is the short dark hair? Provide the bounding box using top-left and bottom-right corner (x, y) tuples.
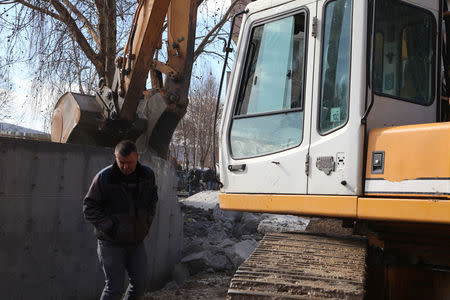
(115, 140), (137, 157)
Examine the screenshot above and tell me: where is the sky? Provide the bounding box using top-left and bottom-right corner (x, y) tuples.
(0, 0), (236, 132)
(2, 74), (41, 129)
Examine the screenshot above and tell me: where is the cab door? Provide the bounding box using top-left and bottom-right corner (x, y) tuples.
(220, 1), (316, 194)
(307, 0), (366, 195)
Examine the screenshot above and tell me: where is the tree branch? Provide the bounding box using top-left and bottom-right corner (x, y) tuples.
(193, 0), (239, 61)
(48, 0), (101, 72)
(70, 37), (85, 94)
(13, 0), (63, 21)
(60, 0), (100, 48)
(104, 0), (116, 84)
(200, 50), (225, 60)
(94, 0), (106, 57)
(91, 0), (117, 84)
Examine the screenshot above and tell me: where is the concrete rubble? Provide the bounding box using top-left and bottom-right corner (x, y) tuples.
(167, 191), (310, 288)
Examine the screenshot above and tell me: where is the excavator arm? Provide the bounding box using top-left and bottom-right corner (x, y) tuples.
(51, 0), (200, 158)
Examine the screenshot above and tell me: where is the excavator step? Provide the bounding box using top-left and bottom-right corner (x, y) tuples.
(227, 232), (367, 299)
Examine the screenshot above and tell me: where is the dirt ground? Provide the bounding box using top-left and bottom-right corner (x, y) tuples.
(305, 217), (353, 235)
(144, 272), (232, 300)
(144, 218), (350, 299)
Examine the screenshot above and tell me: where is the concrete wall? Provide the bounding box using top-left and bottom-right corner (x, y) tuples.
(0, 137), (182, 299)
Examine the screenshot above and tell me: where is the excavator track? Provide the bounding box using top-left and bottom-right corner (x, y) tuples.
(227, 232), (367, 299)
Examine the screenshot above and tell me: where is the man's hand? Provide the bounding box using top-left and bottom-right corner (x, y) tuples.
(105, 216), (119, 237)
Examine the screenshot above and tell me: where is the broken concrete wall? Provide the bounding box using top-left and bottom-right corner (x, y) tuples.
(0, 137), (182, 299)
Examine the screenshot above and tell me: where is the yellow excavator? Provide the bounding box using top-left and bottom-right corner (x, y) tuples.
(218, 0), (450, 298)
(51, 0), (199, 158)
(51, 0), (450, 298)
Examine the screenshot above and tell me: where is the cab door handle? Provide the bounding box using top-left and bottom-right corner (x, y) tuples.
(228, 164), (246, 172)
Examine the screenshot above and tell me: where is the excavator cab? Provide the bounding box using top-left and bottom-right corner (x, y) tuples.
(219, 0), (443, 218)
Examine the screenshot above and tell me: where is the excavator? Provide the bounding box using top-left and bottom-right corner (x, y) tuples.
(218, 0), (450, 298)
(50, 0), (199, 158)
(50, 0), (450, 298)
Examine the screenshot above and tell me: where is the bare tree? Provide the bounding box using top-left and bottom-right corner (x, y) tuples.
(0, 0), (134, 127)
(0, 59), (12, 119)
(171, 66), (223, 169)
(194, 0), (240, 61)
(0, 0), (239, 128)
(170, 116), (194, 170)
(192, 71), (217, 168)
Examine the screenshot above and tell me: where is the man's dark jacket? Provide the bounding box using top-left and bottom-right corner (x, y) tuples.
(188, 169), (200, 186)
(83, 162), (158, 244)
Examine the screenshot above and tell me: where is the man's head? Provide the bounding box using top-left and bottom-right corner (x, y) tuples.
(114, 140), (139, 175)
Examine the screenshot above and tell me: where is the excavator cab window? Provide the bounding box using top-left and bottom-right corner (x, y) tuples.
(319, 0), (352, 134)
(230, 12), (307, 159)
(372, 0), (436, 105)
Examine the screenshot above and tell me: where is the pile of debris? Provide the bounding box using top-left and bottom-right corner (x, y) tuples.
(145, 191), (353, 299)
(169, 191), (310, 286)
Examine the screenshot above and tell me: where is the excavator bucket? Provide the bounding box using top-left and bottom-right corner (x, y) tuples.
(50, 91), (167, 151)
(51, 92), (106, 145)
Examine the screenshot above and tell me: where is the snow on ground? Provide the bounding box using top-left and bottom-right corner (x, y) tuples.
(180, 191), (310, 233)
(258, 214), (310, 233)
(179, 190), (220, 210)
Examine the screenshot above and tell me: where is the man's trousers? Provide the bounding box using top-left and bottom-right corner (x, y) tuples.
(97, 240), (147, 300)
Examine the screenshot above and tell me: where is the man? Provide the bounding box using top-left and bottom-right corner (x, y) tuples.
(202, 167), (215, 190)
(187, 168), (200, 196)
(83, 140), (158, 300)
